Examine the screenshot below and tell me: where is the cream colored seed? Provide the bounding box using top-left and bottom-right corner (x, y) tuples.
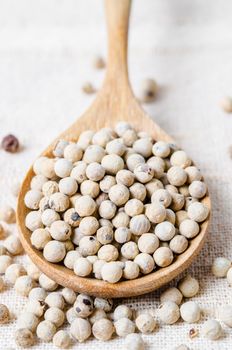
(178, 275), (199, 297)
(43, 241), (66, 263)
(134, 253), (155, 274)
(169, 235), (188, 254)
(114, 227), (131, 244)
(187, 202), (209, 222)
(50, 220), (71, 241)
(170, 150), (191, 168)
(99, 200), (117, 219)
(24, 190), (43, 210)
(130, 182), (146, 201)
(115, 121), (132, 137)
(14, 276), (35, 296)
(64, 250), (81, 269)
(42, 181), (59, 196)
(94, 297), (113, 312)
(33, 157), (55, 179)
(28, 287), (47, 302)
(41, 209), (60, 227)
(145, 178), (163, 197)
(114, 305), (133, 321)
(121, 241), (139, 260)
(79, 236), (100, 256)
(133, 138), (153, 158)
(101, 262), (123, 283)
(112, 211), (130, 228)
(160, 287), (183, 305)
(179, 219), (199, 238)
(70, 317), (91, 342)
(45, 292), (65, 309)
(26, 262), (40, 281)
(97, 226), (114, 244)
(36, 320), (57, 342)
(92, 318), (115, 341)
(122, 129), (138, 147)
(4, 235), (23, 255)
(17, 312), (39, 332)
(135, 313), (156, 333)
(155, 221), (175, 241)
(151, 189), (172, 208)
(157, 301), (180, 324)
(98, 244), (119, 262)
(44, 307), (65, 327)
(109, 184), (130, 206)
(86, 162), (105, 181)
(53, 330), (72, 349)
(49, 192), (70, 212)
(189, 180), (207, 199)
(0, 255), (13, 274)
(61, 287), (76, 305)
(80, 179), (100, 198)
(212, 257), (231, 277)
(59, 177), (78, 196)
(54, 158), (73, 178)
(64, 143), (83, 162)
(5, 263), (26, 284)
(125, 333), (145, 350)
(115, 317), (135, 337)
(147, 156), (165, 179)
(125, 199), (144, 217)
(84, 145), (105, 164)
(77, 130), (94, 150)
(152, 141), (170, 158)
(70, 161), (87, 183)
(180, 301), (201, 323)
(130, 214), (151, 236)
(185, 166), (202, 183)
(106, 138), (126, 156)
(39, 273), (58, 291)
(0, 205), (16, 223)
(100, 175), (116, 193)
(123, 261), (140, 280)
(79, 216), (99, 235)
(101, 154), (124, 175)
(202, 319), (222, 340)
(92, 128), (114, 148)
(218, 305), (232, 327)
(134, 164), (154, 183)
(126, 154), (145, 172)
(75, 195), (96, 217)
(74, 257), (92, 277)
(167, 166), (187, 186)
(53, 139), (69, 158)
(138, 233), (159, 254)
(89, 308), (107, 324)
(153, 247), (173, 267)
(15, 328), (35, 348)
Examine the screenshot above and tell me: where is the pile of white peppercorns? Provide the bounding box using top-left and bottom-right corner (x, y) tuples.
(24, 122), (210, 283)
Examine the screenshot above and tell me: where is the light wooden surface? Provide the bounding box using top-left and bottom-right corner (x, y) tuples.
(17, 0), (210, 298)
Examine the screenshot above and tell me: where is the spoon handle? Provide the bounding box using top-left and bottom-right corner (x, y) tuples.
(104, 0), (132, 86)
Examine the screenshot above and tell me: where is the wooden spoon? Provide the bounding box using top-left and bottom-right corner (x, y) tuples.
(17, 0), (210, 298)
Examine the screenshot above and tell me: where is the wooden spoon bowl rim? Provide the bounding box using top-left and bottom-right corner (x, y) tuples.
(17, 120), (211, 298)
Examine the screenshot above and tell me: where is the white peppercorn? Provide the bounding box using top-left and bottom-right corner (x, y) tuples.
(116, 169), (135, 187)
(15, 328), (35, 348)
(153, 247), (173, 267)
(92, 128), (114, 147)
(61, 287), (76, 305)
(134, 164), (154, 183)
(145, 179), (163, 198)
(170, 235), (188, 254)
(94, 297), (113, 312)
(74, 257), (92, 277)
(49, 192), (70, 212)
(185, 166), (202, 183)
(50, 220), (71, 241)
(44, 307), (65, 327)
(41, 209), (60, 227)
(125, 333), (145, 350)
(89, 308), (107, 324)
(26, 262), (40, 281)
(115, 317), (135, 337)
(0, 205), (16, 223)
(152, 141), (170, 158)
(138, 233), (159, 254)
(114, 305), (133, 321)
(53, 139), (69, 158)
(29, 287), (47, 302)
(170, 150), (191, 168)
(121, 241), (139, 260)
(178, 275), (199, 297)
(99, 200), (117, 219)
(122, 129), (138, 146)
(130, 182), (146, 201)
(179, 219), (199, 238)
(135, 313), (156, 333)
(70, 317), (91, 342)
(167, 166), (187, 186)
(98, 244), (119, 262)
(53, 330), (71, 349)
(114, 227), (131, 244)
(202, 319), (222, 340)
(4, 235), (23, 255)
(112, 211), (130, 228)
(115, 121), (132, 137)
(133, 138), (153, 158)
(158, 301), (180, 324)
(75, 195), (96, 217)
(123, 261), (140, 280)
(180, 301), (201, 323)
(43, 241), (66, 263)
(45, 292), (65, 309)
(33, 157), (55, 179)
(39, 273), (58, 291)
(212, 257), (231, 277)
(79, 216), (99, 235)
(64, 143), (83, 162)
(134, 253), (155, 274)
(155, 221), (175, 241)
(17, 312), (39, 332)
(58, 177), (78, 196)
(99, 175), (116, 193)
(5, 263), (26, 285)
(92, 318), (115, 341)
(145, 203), (166, 224)
(170, 193), (185, 211)
(0, 304), (10, 324)
(77, 130), (94, 150)
(130, 214), (151, 236)
(42, 180), (59, 196)
(0, 255), (13, 274)
(160, 287), (183, 305)
(109, 184), (130, 206)
(126, 154), (145, 172)
(54, 159), (73, 178)
(189, 180), (207, 199)
(147, 156), (165, 179)
(101, 262), (123, 283)
(14, 275), (35, 296)
(125, 199), (144, 217)
(25, 299), (46, 317)
(64, 250), (81, 269)
(187, 202), (209, 222)
(37, 320), (57, 342)
(106, 138), (126, 156)
(24, 190), (43, 210)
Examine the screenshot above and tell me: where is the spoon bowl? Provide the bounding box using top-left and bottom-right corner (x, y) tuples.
(17, 0), (210, 298)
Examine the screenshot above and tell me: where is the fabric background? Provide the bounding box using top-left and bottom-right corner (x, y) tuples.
(0, 0), (232, 349)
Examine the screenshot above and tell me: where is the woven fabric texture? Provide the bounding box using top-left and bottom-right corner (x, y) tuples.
(0, 0), (232, 349)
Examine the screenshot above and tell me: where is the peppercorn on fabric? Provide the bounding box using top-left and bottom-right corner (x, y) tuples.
(1, 0), (232, 349)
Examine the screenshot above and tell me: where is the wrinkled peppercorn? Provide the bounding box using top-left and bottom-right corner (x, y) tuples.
(2, 134), (19, 153)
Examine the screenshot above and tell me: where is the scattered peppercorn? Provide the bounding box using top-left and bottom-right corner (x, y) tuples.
(1, 134), (20, 153)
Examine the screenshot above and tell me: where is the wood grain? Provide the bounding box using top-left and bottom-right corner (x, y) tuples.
(16, 0), (211, 298)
